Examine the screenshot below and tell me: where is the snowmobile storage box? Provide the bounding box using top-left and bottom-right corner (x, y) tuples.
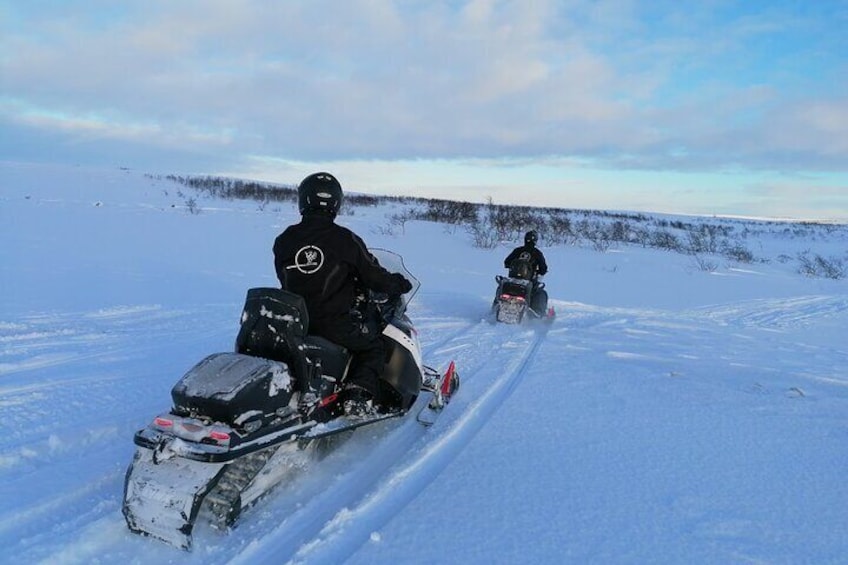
(500, 278), (531, 299)
(171, 352), (294, 424)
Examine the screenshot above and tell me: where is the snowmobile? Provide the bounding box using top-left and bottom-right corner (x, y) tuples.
(492, 257), (554, 324)
(122, 250), (458, 550)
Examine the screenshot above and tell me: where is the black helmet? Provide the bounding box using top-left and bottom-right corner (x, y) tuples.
(298, 172), (343, 217)
(524, 230), (538, 246)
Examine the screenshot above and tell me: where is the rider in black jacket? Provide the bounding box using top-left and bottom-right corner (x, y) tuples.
(504, 230), (548, 279)
(273, 172), (412, 415)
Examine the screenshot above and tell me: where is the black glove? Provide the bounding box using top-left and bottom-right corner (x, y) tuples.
(392, 273), (413, 294)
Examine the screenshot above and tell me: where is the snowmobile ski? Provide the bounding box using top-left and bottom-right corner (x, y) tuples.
(528, 305), (556, 322)
(417, 360), (459, 426)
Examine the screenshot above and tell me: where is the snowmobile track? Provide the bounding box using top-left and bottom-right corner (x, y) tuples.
(419, 319), (482, 358)
(230, 322), (550, 564)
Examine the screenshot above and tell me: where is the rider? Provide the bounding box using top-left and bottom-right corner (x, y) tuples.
(504, 230), (548, 279)
(503, 230), (549, 312)
(273, 172), (412, 416)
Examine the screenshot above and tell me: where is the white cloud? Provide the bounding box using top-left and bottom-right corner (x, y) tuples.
(1, 0), (847, 218)
(2, 100), (234, 149)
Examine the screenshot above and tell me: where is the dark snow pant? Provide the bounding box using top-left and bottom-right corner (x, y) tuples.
(312, 313), (385, 398)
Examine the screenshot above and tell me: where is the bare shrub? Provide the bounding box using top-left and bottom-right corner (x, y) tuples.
(467, 221), (499, 249)
(419, 199), (478, 225)
(184, 197), (200, 214)
(692, 255), (719, 272)
(346, 194), (379, 207)
(545, 213), (573, 244)
(797, 251), (846, 279)
(650, 230), (682, 252)
(588, 228), (612, 252)
(722, 243), (754, 264)
(388, 209), (418, 235)
(609, 220), (630, 243)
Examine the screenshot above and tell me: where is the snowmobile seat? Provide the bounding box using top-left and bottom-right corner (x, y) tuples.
(303, 335), (351, 382)
(235, 287), (312, 391)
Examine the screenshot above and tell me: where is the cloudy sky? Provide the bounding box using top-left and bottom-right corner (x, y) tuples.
(2, 0), (847, 219)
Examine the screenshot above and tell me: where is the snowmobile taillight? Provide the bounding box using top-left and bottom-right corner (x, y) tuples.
(501, 294), (524, 302)
(153, 417), (173, 428)
(208, 431), (230, 442)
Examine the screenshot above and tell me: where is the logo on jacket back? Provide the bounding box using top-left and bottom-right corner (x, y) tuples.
(288, 245), (324, 274)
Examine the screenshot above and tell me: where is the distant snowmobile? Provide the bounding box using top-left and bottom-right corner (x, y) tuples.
(492, 257), (554, 324)
(122, 250), (458, 550)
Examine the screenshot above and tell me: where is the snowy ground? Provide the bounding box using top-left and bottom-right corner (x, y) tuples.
(1, 162), (847, 564)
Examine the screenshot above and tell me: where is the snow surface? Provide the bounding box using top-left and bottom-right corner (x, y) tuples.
(1, 162), (847, 564)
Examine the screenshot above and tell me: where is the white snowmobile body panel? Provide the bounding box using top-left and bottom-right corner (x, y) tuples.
(123, 446), (226, 550)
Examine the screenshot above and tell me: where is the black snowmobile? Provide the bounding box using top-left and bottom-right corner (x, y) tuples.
(122, 250), (458, 550)
(492, 257), (554, 324)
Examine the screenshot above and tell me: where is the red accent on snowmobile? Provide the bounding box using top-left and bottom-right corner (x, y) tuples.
(419, 361), (460, 423)
(318, 393), (339, 408)
(440, 361), (457, 398)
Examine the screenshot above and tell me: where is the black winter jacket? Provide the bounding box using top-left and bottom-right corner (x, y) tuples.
(504, 245), (548, 278)
(273, 214), (408, 328)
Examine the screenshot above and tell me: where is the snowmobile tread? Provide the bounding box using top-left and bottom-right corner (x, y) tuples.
(204, 446), (277, 529)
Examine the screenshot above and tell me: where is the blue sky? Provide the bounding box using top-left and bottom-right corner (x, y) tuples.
(2, 0), (847, 220)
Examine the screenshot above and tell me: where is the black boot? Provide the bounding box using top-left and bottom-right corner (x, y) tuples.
(342, 384), (375, 417)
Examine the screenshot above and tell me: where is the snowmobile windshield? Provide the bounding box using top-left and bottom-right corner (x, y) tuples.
(369, 248), (420, 312)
